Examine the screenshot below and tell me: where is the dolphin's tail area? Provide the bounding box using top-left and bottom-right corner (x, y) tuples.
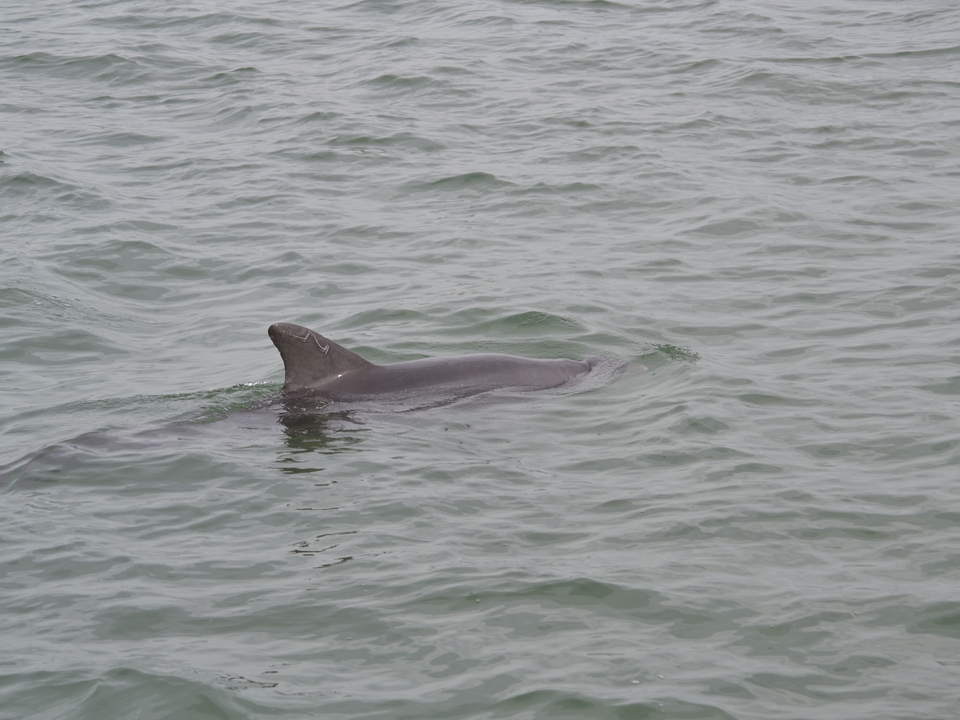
(268, 323), (374, 392)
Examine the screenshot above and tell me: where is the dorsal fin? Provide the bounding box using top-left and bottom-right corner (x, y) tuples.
(268, 323), (374, 391)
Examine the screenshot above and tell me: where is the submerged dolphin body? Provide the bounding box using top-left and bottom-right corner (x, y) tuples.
(268, 323), (593, 402)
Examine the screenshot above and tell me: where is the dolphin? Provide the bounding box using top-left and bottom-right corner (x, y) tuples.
(268, 322), (593, 401)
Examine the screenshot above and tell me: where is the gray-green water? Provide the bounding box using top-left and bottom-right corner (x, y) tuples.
(3, 1), (960, 718)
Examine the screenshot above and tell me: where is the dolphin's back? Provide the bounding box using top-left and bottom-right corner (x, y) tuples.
(325, 353), (591, 400)
(269, 322), (592, 401)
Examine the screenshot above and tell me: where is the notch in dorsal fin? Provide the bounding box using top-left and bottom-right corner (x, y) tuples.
(268, 323), (374, 391)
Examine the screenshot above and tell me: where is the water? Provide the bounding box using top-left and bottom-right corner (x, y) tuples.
(3, 1), (960, 718)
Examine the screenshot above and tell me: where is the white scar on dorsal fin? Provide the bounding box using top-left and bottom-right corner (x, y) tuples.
(295, 328), (330, 355)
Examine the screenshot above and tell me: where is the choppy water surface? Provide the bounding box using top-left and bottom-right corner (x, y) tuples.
(3, 1), (960, 718)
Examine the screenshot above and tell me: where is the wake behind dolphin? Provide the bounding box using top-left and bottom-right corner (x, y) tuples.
(268, 323), (595, 403)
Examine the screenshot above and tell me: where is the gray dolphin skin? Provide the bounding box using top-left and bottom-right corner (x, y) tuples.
(268, 322), (593, 401)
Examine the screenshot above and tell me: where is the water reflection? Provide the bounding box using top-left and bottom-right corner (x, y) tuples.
(276, 399), (367, 467)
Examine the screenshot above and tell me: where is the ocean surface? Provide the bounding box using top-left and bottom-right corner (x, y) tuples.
(2, 1), (960, 718)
